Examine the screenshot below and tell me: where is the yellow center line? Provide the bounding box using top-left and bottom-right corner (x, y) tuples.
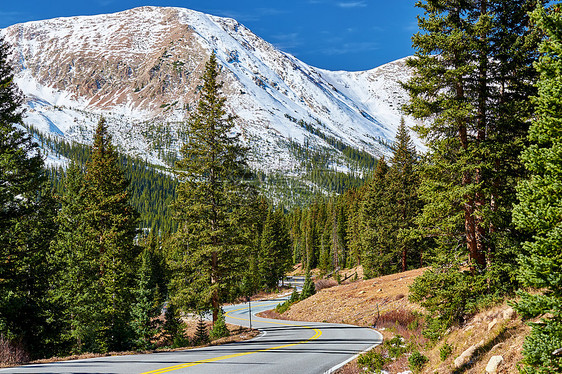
(140, 301), (323, 374)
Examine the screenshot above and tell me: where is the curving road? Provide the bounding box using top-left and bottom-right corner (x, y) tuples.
(0, 299), (381, 374)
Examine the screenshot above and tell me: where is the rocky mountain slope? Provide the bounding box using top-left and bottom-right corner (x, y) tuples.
(1, 6), (418, 176)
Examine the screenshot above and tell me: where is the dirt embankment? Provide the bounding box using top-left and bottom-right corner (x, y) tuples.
(273, 267), (528, 374)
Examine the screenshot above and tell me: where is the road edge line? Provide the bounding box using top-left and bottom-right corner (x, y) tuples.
(323, 329), (383, 374)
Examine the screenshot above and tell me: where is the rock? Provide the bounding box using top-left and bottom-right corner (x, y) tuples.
(486, 355), (504, 373)
(454, 345), (478, 368)
(358, 290), (366, 295)
(503, 307), (516, 320)
(488, 318), (498, 331)
(377, 288), (383, 292)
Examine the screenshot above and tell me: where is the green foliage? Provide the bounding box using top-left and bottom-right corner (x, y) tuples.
(300, 271), (316, 300)
(168, 52), (257, 323)
(193, 314), (209, 346)
(259, 207), (292, 289)
(0, 35), (58, 358)
(440, 342), (453, 361)
(130, 235), (168, 350)
(289, 288), (299, 303)
(403, 0), (542, 333)
(36, 132), (178, 234)
(51, 118), (140, 353)
(409, 267), (487, 340)
(408, 350), (428, 373)
(162, 303), (188, 348)
(384, 335), (407, 359)
(512, 4), (562, 373)
(357, 350), (389, 373)
(209, 309), (230, 340)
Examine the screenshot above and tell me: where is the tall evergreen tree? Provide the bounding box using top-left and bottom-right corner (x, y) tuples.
(0, 35), (57, 358)
(52, 118), (139, 353)
(169, 52), (257, 323)
(387, 118), (422, 272)
(513, 4), (562, 373)
(259, 207), (292, 289)
(404, 0), (541, 278)
(359, 158), (392, 278)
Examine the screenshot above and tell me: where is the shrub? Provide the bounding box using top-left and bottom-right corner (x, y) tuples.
(408, 350), (429, 373)
(384, 335), (407, 359)
(209, 309), (230, 340)
(440, 342), (453, 361)
(357, 350), (388, 373)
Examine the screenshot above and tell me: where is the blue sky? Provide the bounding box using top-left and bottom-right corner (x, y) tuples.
(0, 1), (421, 71)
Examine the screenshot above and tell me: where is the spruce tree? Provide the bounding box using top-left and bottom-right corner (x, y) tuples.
(259, 207), (292, 289)
(169, 52), (257, 324)
(52, 119), (139, 353)
(387, 119), (422, 272)
(130, 233), (167, 350)
(0, 35), (57, 358)
(359, 158), (393, 278)
(404, 0), (541, 290)
(513, 4), (562, 373)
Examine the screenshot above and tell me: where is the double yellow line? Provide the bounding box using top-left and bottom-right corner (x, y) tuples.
(140, 302), (323, 374)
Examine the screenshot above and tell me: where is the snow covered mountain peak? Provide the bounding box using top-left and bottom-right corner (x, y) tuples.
(1, 6), (418, 173)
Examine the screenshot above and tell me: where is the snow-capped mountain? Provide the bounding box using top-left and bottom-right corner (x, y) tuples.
(1, 6), (418, 173)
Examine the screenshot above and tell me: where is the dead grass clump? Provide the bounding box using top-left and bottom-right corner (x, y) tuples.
(0, 335), (29, 366)
(315, 279), (338, 292)
(377, 309), (418, 328)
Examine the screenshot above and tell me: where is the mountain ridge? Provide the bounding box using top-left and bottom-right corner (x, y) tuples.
(1, 6), (418, 177)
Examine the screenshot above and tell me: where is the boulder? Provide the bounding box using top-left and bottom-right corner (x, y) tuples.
(454, 344), (477, 368)
(486, 355), (504, 373)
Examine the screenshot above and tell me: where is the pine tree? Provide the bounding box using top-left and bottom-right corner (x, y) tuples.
(52, 119), (139, 353)
(259, 207), (292, 289)
(0, 35), (57, 358)
(512, 4), (562, 373)
(359, 158), (392, 278)
(405, 0), (543, 336)
(130, 233), (167, 350)
(169, 52), (257, 324)
(404, 0), (541, 272)
(386, 119), (422, 272)
(209, 309), (229, 340)
(193, 314), (209, 346)
(300, 270), (316, 300)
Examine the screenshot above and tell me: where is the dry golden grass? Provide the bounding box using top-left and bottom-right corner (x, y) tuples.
(264, 268), (528, 374)
(281, 267), (425, 326)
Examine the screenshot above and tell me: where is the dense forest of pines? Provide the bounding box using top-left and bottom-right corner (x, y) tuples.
(1, 1), (562, 372)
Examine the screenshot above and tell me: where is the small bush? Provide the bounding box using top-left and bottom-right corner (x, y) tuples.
(275, 300), (292, 314)
(357, 350), (388, 373)
(408, 350), (429, 373)
(288, 288), (299, 303)
(209, 309), (230, 340)
(384, 335), (407, 359)
(440, 342), (453, 361)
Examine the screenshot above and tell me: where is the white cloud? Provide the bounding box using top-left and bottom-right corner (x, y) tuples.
(337, 1), (368, 8)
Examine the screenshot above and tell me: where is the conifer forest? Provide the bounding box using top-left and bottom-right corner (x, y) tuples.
(1, 1), (562, 372)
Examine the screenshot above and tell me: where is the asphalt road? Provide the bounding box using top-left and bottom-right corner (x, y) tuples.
(0, 299), (382, 374)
